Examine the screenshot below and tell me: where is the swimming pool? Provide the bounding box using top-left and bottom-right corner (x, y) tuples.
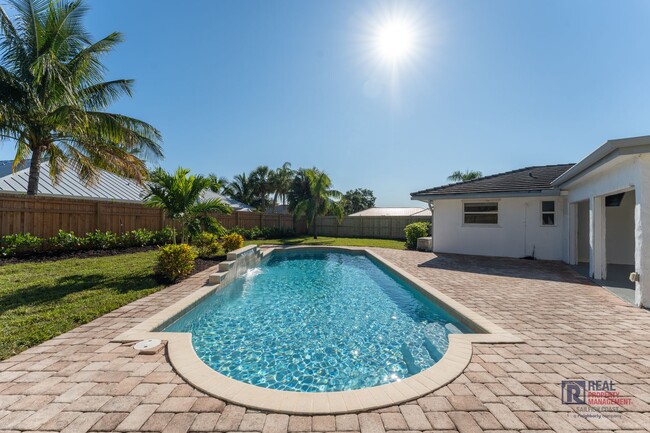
(164, 249), (472, 392)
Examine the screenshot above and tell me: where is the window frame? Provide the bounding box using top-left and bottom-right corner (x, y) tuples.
(541, 200), (556, 227)
(462, 201), (499, 226)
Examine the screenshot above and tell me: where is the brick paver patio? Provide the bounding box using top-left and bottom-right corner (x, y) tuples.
(1, 248), (649, 433)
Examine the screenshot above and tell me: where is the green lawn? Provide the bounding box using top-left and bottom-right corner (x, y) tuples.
(0, 251), (163, 360)
(245, 236), (407, 250)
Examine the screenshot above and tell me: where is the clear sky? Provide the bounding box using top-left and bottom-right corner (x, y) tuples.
(2, 0), (650, 206)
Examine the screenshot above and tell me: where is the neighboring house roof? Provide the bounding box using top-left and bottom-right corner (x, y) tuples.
(0, 160), (147, 202)
(411, 164), (575, 201)
(201, 189), (255, 212)
(349, 207), (432, 217)
(0, 160), (256, 211)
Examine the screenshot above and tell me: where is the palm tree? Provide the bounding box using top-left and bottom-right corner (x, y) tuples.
(145, 167), (232, 244)
(249, 165), (272, 211)
(223, 172), (256, 206)
(269, 162), (293, 212)
(207, 173), (229, 194)
(0, 0), (162, 195)
(447, 170), (483, 182)
(292, 168), (343, 239)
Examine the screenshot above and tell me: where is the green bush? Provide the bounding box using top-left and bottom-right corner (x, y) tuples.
(120, 229), (155, 247)
(0, 233), (43, 257)
(152, 226), (176, 245)
(192, 232), (221, 258)
(47, 230), (83, 252)
(85, 230), (118, 250)
(404, 222), (431, 250)
(228, 225), (295, 240)
(155, 244), (197, 282)
(222, 233), (244, 253)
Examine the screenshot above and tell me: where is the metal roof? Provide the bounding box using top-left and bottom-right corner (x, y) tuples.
(411, 164), (574, 200)
(348, 207), (431, 217)
(0, 160), (256, 211)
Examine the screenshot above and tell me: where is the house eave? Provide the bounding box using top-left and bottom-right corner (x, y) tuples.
(552, 135), (650, 187)
(411, 189), (561, 202)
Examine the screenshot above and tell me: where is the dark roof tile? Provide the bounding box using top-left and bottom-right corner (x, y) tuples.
(411, 164), (575, 198)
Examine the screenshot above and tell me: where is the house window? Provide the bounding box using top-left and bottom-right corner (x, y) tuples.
(541, 201), (555, 226)
(463, 202), (498, 224)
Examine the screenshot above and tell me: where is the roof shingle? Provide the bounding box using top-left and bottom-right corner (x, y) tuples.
(411, 164), (575, 199)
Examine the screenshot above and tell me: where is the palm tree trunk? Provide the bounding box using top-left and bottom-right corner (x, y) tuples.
(26, 149), (42, 196)
(272, 192), (279, 213)
(312, 216), (318, 239)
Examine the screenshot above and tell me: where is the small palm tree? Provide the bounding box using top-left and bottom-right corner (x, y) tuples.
(145, 168), (232, 244)
(0, 0), (162, 195)
(249, 165), (272, 211)
(447, 170), (483, 182)
(292, 168), (343, 239)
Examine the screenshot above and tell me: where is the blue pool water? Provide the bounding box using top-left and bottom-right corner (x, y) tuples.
(164, 250), (472, 392)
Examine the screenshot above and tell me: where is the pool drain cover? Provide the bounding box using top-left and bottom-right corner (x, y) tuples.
(133, 339), (163, 354)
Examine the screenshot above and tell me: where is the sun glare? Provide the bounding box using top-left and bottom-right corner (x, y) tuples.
(375, 19), (416, 64)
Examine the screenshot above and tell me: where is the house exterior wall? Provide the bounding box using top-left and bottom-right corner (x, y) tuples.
(605, 190), (635, 265)
(431, 196), (564, 260)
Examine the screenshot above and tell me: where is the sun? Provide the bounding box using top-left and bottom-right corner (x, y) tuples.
(375, 18), (416, 64)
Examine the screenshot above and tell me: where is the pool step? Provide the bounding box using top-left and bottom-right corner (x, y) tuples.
(219, 261), (235, 272)
(209, 271), (228, 285)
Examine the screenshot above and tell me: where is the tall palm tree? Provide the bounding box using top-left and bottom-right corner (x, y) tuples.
(270, 161), (293, 212)
(223, 172), (256, 207)
(0, 0), (162, 195)
(145, 167), (232, 244)
(447, 170), (483, 182)
(292, 168), (343, 239)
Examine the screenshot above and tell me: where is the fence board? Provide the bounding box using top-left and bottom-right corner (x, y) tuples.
(0, 193), (428, 240)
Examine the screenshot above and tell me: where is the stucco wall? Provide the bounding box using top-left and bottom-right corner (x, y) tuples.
(431, 197), (564, 260)
(577, 201), (590, 263)
(606, 190), (635, 265)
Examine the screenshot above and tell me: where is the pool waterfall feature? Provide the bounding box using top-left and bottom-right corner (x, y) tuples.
(114, 245), (521, 414)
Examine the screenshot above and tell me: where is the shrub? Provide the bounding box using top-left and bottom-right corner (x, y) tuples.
(404, 222), (431, 250)
(152, 226), (176, 245)
(192, 232), (221, 258)
(85, 230), (118, 250)
(222, 233), (244, 253)
(0, 233), (43, 257)
(120, 229), (155, 247)
(47, 230), (83, 252)
(155, 244), (197, 282)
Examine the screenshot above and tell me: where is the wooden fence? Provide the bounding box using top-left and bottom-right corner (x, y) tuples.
(0, 194), (428, 240)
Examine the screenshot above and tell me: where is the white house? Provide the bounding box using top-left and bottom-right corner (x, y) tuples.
(411, 135), (650, 308)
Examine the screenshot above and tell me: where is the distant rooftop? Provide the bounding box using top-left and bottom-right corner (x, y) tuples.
(411, 164), (575, 200)
(349, 207), (431, 217)
(0, 160), (255, 211)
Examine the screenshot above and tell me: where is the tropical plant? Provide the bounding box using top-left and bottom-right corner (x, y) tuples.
(249, 165), (272, 211)
(223, 172), (257, 207)
(342, 188), (376, 215)
(0, 0), (163, 195)
(155, 243), (197, 282)
(291, 168), (344, 239)
(145, 167), (232, 244)
(447, 170), (483, 182)
(191, 232), (221, 258)
(269, 162), (293, 212)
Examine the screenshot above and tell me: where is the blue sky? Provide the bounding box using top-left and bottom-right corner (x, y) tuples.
(2, 0), (650, 206)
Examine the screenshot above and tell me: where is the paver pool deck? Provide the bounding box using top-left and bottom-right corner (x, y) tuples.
(1, 248), (650, 433)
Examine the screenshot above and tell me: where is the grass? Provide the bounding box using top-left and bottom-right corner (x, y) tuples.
(0, 250), (163, 360)
(244, 236), (407, 250)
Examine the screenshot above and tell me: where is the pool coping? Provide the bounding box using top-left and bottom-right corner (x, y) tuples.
(114, 245), (523, 414)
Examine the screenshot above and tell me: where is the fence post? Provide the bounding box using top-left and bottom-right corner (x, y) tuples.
(235, 212), (240, 227)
